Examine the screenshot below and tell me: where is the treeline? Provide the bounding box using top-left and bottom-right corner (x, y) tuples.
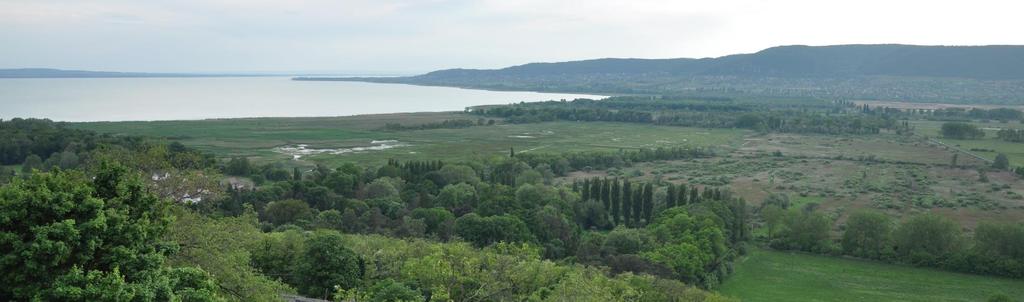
(0, 118), (214, 181)
(760, 197), (1024, 279)
(997, 128), (1024, 142)
(382, 118), (494, 131)
(515, 146), (714, 173)
(941, 122), (986, 139)
(470, 98), (901, 135)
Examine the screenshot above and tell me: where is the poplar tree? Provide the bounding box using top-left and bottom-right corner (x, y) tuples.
(666, 183), (677, 209)
(610, 179), (621, 225)
(622, 179), (632, 225)
(642, 183), (654, 224)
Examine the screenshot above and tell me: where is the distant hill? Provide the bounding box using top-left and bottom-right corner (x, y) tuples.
(305, 44), (1024, 104)
(0, 68), (258, 78)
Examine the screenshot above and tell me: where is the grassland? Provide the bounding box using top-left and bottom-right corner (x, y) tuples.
(71, 112), (747, 166)
(720, 248), (1024, 302)
(912, 120), (1024, 164)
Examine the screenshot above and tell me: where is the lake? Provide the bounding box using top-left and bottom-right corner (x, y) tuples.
(0, 77), (604, 122)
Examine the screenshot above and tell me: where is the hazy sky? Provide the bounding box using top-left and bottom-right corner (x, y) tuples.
(2, 0), (1022, 74)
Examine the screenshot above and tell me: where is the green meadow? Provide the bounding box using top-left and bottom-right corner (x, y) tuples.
(720, 248), (1024, 302)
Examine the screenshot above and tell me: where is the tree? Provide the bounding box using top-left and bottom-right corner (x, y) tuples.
(20, 153), (42, 173)
(324, 171), (356, 196)
(666, 183), (677, 209)
(993, 153), (1010, 170)
(264, 199), (314, 226)
(410, 207), (456, 238)
(610, 179), (621, 225)
(0, 163), (223, 301)
(516, 169), (544, 186)
(225, 157), (252, 176)
(632, 185), (643, 226)
(774, 209), (832, 252)
(437, 164), (479, 185)
(166, 207), (293, 301)
(435, 183), (478, 216)
(454, 213), (534, 247)
(642, 183), (654, 224)
(894, 214), (962, 265)
(622, 180), (633, 225)
(600, 178), (611, 211)
(296, 231), (365, 298)
(940, 122), (985, 139)
(365, 177), (401, 199)
(841, 210), (893, 259)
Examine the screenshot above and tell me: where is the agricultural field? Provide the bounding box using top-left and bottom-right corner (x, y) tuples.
(72, 113), (747, 167)
(720, 248), (1024, 302)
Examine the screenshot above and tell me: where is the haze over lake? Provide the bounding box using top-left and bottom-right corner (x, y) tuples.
(0, 77), (604, 122)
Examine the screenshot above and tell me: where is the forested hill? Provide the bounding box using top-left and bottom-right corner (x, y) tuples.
(304, 44), (1024, 104)
(404, 45), (1024, 80)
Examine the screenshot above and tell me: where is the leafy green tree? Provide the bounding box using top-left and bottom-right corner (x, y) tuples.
(166, 207), (293, 301)
(20, 153), (42, 173)
(993, 153), (1010, 170)
(941, 122), (985, 139)
(437, 164), (479, 185)
(366, 279), (422, 302)
(435, 183), (478, 215)
(0, 163), (223, 301)
(296, 231), (365, 298)
(643, 208), (726, 284)
(515, 169), (544, 186)
(225, 157), (252, 176)
(514, 183), (562, 210)
(365, 177), (400, 199)
(316, 209), (345, 230)
(894, 214), (963, 265)
(410, 207), (455, 238)
(774, 209), (832, 252)
(323, 171), (355, 196)
(841, 210), (893, 259)
(263, 199), (314, 226)
(454, 213), (534, 247)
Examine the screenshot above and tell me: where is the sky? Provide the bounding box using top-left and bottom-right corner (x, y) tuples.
(2, 0), (1022, 74)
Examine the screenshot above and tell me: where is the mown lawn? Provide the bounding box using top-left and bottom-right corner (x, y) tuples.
(719, 248), (1024, 302)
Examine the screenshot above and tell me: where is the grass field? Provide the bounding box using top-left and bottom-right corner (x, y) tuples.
(719, 248), (1024, 302)
(912, 120), (1024, 164)
(71, 112), (748, 166)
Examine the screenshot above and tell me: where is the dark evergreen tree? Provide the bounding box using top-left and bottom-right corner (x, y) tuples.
(642, 183), (654, 224)
(610, 179), (621, 225)
(666, 183), (677, 209)
(601, 178), (611, 211)
(632, 186), (643, 226)
(585, 179), (593, 202)
(622, 179), (632, 225)
(678, 185), (687, 205)
(690, 185), (700, 203)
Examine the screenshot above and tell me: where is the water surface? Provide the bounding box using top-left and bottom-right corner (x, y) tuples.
(0, 77), (604, 121)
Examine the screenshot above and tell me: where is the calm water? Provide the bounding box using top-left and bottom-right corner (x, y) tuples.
(0, 77), (604, 122)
